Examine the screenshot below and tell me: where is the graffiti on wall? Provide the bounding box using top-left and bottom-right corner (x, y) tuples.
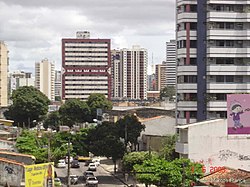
(4, 166), (16, 175)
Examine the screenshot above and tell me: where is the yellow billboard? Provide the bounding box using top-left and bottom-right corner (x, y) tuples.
(25, 162), (54, 187)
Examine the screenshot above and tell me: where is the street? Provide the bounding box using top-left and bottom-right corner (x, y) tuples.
(55, 160), (126, 187)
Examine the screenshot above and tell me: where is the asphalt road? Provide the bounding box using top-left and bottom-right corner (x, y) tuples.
(55, 161), (126, 187)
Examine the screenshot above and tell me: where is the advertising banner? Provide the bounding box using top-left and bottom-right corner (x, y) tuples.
(25, 162), (54, 187)
(227, 94), (250, 135)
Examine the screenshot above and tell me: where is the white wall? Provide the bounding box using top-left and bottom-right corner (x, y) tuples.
(188, 119), (250, 173)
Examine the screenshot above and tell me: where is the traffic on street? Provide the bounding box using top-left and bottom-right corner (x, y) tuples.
(54, 158), (126, 187)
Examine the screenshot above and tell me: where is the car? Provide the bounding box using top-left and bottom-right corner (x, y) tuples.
(54, 178), (62, 187)
(92, 158), (100, 167)
(88, 163), (97, 171)
(71, 159), (80, 168)
(85, 160), (93, 166)
(86, 176), (98, 187)
(83, 171), (94, 179)
(65, 156), (73, 164)
(57, 159), (66, 168)
(70, 175), (78, 185)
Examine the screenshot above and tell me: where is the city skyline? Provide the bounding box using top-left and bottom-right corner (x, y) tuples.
(0, 0), (175, 74)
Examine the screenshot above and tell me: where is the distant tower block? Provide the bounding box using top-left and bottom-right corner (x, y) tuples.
(76, 31), (90, 39)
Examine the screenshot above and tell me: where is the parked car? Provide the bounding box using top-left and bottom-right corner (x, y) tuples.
(70, 175), (78, 185)
(88, 163), (97, 171)
(71, 159), (80, 168)
(86, 176), (98, 187)
(54, 178), (62, 187)
(57, 159), (66, 168)
(83, 171), (94, 179)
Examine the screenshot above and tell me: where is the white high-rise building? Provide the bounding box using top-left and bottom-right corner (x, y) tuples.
(176, 1), (250, 125)
(119, 45), (148, 100)
(35, 59), (55, 101)
(165, 40), (176, 87)
(54, 70), (62, 99)
(0, 41), (8, 107)
(9, 71), (35, 94)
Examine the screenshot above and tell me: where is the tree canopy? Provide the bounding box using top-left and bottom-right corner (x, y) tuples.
(134, 158), (204, 187)
(86, 93), (113, 119)
(116, 114), (145, 147)
(4, 86), (50, 128)
(43, 111), (61, 130)
(160, 86), (176, 100)
(86, 121), (125, 172)
(159, 135), (179, 161)
(58, 98), (90, 126)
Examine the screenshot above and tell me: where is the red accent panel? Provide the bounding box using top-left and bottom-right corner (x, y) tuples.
(186, 22), (190, 65)
(186, 111), (190, 124)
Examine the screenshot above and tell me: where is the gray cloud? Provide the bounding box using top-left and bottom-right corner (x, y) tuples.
(0, 0), (175, 74)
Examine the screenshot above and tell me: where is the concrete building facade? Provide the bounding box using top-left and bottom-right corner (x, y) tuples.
(111, 49), (122, 99)
(35, 59), (55, 101)
(54, 70), (61, 99)
(176, 1), (250, 125)
(165, 40), (176, 87)
(0, 42), (8, 107)
(8, 71), (34, 95)
(176, 119), (250, 173)
(62, 31), (111, 100)
(155, 63), (167, 91)
(120, 45), (148, 100)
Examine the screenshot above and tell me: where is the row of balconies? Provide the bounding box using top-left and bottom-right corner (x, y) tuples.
(177, 83), (250, 93)
(177, 65), (250, 75)
(178, 48), (250, 58)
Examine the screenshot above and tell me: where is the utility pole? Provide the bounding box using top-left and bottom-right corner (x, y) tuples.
(67, 139), (71, 187)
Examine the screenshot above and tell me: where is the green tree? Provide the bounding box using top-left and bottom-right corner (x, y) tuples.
(43, 111), (61, 130)
(59, 99), (90, 127)
(71, 129), (90, 156)
(4, 86), (50, 128)
(86, 93), (112, 120)
(86, 121), (125, 172)
(16, 130), (49, 163)
(116, 114), (145, 148)
(159, 135), (179, 161)
(122, 151), (158, 174)
(160, 86), (176, 100)
(134, 158), (204, 187)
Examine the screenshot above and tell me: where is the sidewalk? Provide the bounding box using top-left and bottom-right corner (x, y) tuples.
(100, 158), (147, 187)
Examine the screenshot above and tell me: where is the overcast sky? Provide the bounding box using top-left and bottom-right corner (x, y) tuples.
(0, 0), (175, 74)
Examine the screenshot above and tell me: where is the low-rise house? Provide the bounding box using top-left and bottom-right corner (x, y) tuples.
(199, 167), (250, 187)
(138, 116), (175, 152)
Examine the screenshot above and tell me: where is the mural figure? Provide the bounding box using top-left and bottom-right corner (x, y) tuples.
(230, 102), (244, 130)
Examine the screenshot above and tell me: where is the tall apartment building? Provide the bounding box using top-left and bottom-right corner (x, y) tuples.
(54, 70), (62, 99)
(176, 1), (250, 125)
(35, 59), (55, 101)
(62, 31), (111, 100)
(9, 70), (35, 94)
(155, 63), (167, 91)
(111, 50), (122, 98)
(165, 40), (177, 87)
(0, 42), (8, 107)
(119, 45), (148, 100)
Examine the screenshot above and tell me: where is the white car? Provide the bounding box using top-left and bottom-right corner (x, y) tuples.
(92, 158), (100, 167)
(86, 176), (98, 187)
(57, 159), (66, 168)
(65, 156), (73, 164)
(88, 163), (97, 171)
